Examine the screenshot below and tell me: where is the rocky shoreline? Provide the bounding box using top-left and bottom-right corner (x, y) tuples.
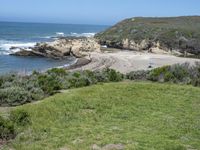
(9, 36), (200, 74)
(9, 37), (101, 72)
(11, 37), (101, 59)
(9, 16), (200, 73)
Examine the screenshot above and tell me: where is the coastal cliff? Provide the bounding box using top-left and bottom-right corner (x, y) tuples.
(12, 37), (101, 59)
(95, 16), (200, 55)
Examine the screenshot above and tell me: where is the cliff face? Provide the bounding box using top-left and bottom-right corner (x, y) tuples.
(95, 16), (200, 55)
(12, 37), (101, 59)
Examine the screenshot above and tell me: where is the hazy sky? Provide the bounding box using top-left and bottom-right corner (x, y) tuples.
(0, 0), (200, 25)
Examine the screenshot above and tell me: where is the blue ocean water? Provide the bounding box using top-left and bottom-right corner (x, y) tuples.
(0, 21), (108, 74)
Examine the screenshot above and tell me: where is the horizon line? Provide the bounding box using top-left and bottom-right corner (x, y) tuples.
(0, 20), (110, 26)
(1, 15), (200, 26)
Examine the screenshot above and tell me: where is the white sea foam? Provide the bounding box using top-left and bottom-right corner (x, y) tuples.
(0, 32), (96, 55)
(41, 32), (96, 39)
(70, 32), (96, 37)
(41, 36), (52, 39)
(0, 40), (36, 55)
(56, 32), (65, 37)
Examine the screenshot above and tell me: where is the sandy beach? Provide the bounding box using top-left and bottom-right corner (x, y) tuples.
(71, 50), (200, 74)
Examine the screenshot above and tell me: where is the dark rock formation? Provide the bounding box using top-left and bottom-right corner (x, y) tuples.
(11, 37), (101, 59)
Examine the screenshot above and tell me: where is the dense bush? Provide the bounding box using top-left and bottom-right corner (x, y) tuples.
(47, 68), (67, 76)
(0, 115), (15, 140)
(10, 110), (31, 126)
(0, 73), (45, 106)
(190, 62), (200, 86)
(0, 87), (32, 106)
(102, 68), (123, 82)
(2, 63), (200, 107)
(0, 109), (30, 142)
(126, 63), (200, 87)
(0, 68), (124, 106)
(68, 76), (91, 88)
(126, 70), (149, 80)
(170, 63), (190, 83)
(93, 71), (109, 82)
(37, 74), (63, 95)
(147, 65), (172, 82)
(147, 63), (191, 83)
(0, 78), (3, 87)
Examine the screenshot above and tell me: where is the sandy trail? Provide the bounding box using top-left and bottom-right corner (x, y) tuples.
(71, 50), (200, 74)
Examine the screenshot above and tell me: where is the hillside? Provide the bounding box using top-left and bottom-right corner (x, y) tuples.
(2, 82), (200, 150)
(95, 16), (200, 55)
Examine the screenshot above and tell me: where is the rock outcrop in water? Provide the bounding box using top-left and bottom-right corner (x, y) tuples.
(11, 37), (101, 59)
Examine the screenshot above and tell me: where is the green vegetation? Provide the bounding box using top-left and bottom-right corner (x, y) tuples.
(0, 109), (30, 142)
(1, 63), (200, 149)
(95, 16), (200, 54)
(1, 82), (200, 149)
(1, 62), (200, 107)
(0, 116), (15, 140)
(10, 110), (31, 126)
(127, 62), (200, 86)
(0, 68), (123, 107)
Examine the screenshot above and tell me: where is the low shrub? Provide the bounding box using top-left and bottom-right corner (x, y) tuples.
(83, 70), (98, 84)
(72, 72), (81, 78)
(37, 74), (62, 95)
(148, 63), (190, 83)
(68, 76), (91, 88)
(47, 68), (67, 76)
(10, 110), (31, 126)
(126, 70), (149, 80)
(0, 73), (17, 83)
(0, 87), (32, 106)
(2, 62), (200, 107)
(0, 115), (15, 140)
(103, 68), (123, 82)
(0, 78), (3, 87)
(190, 62), (200, 86)
(169, 63), (190, 83)
(148, 65), (172, 82)
(93, 71), (109, 82)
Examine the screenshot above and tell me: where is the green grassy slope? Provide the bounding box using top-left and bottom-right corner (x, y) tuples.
(95, 16), (200, 54)
(3, 82), (200, 150)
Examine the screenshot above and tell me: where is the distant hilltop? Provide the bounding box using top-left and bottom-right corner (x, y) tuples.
(95, 16), (200, 55)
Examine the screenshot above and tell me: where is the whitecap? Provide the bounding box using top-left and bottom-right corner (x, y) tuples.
(0, 40), (36, 55)
(56, 32), (65, 37)
(70, 32), (96, 37)
(41, 36), (52, 39)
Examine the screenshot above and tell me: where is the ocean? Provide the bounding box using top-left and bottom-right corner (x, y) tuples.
(0, 21), (108, 74)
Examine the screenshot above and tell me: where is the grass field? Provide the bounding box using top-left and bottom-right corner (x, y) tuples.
(2, 82), (200, 150)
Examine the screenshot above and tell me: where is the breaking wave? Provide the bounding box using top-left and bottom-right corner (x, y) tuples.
(0, 32), (96, 55)
(0, 40), (36, 55)
(70, 32), (96, 37)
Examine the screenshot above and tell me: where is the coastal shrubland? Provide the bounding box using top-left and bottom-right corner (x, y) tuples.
(95, 16), (200, 55)
(1, 64), (200, 149)
(1, 63), (200, 107)
(0, 68), (123, 106)
(127, 62), (200, 86)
